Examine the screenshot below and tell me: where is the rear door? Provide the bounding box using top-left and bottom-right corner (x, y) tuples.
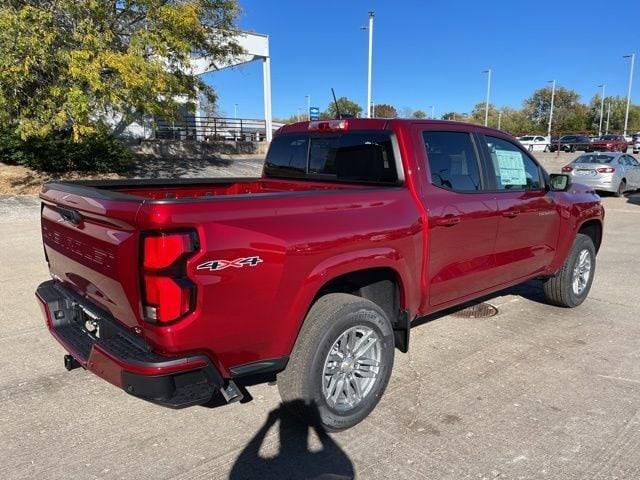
(479, 134), (560, 283)
(416, 128), (500, 307)
(624, 155), (640, 187)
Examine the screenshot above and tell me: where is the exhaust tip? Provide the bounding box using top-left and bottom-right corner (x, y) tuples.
(220, 380), (244, 403)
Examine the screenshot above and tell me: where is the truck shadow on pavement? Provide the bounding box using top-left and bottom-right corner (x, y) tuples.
(229, 400), (354, 480)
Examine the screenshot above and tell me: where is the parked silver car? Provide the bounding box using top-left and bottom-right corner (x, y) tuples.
(562, 152), (640, 196)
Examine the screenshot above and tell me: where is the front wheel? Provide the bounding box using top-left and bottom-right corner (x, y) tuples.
(542, 233), (596, 308)
(278, 293), (395, 432)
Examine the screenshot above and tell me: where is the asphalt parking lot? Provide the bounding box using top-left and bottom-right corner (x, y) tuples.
(2, 153), (640, 479)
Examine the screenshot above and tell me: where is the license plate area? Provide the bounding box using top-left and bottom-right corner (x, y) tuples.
(576, 169), (595, 176)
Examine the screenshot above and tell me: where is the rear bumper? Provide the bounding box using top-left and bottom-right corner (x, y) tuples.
(570, 176), (617, 192)
(36, 280), (223, 408)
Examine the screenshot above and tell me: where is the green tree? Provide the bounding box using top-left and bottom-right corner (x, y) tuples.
(412, 110), (426, 119)
(587, 95), (640, 134)
(441, 112), (467, 121)
(373, 104), (397, 118)
(523, 86), (586, 134)
(322, 97), (363, 119)
(0, 0), (242, 140)
(469, 102), (499, 126)
(497, 107), (534, 135)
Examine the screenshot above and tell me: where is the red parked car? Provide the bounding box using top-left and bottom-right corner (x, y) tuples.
(36, 119), (604, 430)
(591, 134), (628, 152)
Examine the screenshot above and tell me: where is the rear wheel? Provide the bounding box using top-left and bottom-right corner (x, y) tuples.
(278, 293), (395, 432)
(615, 179), (627, 197)
(542, 233), (596, 308)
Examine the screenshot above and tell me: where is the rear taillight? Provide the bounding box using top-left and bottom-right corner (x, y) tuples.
(142, 231), (197, 323)
(597, 167), (615, 173)
(562, 166), (573, 172)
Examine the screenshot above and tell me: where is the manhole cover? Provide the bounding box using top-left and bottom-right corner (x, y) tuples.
(452, 302), (498, 319)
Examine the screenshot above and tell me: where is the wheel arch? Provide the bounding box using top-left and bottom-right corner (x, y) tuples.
(283, 249), (418, 357)
(577, 219), (603, 253)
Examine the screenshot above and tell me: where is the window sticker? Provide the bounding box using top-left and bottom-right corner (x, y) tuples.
(495, 149), (526, 186)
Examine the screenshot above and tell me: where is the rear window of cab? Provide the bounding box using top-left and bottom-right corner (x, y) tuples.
(264, 132), (399, 184)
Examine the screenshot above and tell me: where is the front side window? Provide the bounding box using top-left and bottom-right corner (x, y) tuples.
(422, 131), (482, 191)
(484, 136), (542, 190)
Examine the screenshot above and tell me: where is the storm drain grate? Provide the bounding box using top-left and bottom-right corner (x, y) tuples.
(451, 302), (498, 319)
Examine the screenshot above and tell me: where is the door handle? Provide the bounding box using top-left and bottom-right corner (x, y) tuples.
(435, 215), (461, 227)
(501, 208), (520, 218)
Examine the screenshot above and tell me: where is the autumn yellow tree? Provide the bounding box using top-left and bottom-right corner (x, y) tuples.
(0, 0), (242, 140)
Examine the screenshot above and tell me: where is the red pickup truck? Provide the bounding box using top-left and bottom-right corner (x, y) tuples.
(590, 134), (629, 153)
(36, 119), (604, 431)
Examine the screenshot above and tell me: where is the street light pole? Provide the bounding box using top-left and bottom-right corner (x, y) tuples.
(365, 11), (375, 118)
(623, 53), (635, 137)
(427, 105), (434, 119)
(482, 69), (492, 126)
(547, 80), (556, 138)
(597, 84), (605, 137)
(305, 95), (311, 120)
(234, 103), (238, 119)
(606, 102), (611, 134)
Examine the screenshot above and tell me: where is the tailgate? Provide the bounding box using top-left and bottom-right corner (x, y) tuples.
(40, 182), (145, 328)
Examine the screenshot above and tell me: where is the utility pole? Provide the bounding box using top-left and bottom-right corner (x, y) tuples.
(482, 69), (492, 126)
(623, 53), (635, 137)
(305, 95), (311, 120)
(597, 84), (605, 137)
(361, 11), (375, 118)
(547, 80), (556, 138)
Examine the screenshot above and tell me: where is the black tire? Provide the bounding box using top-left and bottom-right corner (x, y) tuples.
(569, 145), (575, 152)
(615, 179), (627, 197)
(278, 293), (395, 432)
(542, 233), (596, 308)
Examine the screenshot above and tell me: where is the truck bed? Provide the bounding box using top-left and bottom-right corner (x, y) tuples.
(48, 177), (367, 202)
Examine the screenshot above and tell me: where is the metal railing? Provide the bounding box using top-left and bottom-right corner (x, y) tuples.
(154, 116), (283, 142)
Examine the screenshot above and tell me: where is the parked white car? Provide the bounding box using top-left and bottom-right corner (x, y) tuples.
(517, 135), (550, 152)
(632, 134), (640, 154)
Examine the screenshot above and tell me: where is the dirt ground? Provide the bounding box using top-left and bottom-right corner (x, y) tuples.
(0, 163), (124, 195)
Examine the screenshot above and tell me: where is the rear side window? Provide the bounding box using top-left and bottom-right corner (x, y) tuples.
(574, 154), (615, 164)
(422, 131), (482, 191)
(484, 136), (542, 190)
(264, 131), (398, 184)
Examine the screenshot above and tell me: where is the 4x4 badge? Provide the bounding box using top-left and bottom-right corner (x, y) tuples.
(196, 256), (263, 272)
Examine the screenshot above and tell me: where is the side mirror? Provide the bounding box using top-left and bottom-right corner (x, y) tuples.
(549, 173), (570, 192)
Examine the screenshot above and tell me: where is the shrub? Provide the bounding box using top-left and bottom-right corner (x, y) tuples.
(0, 128), (132, 173)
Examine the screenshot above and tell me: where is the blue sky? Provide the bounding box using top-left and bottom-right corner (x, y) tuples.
(204, 0), (639, 120)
